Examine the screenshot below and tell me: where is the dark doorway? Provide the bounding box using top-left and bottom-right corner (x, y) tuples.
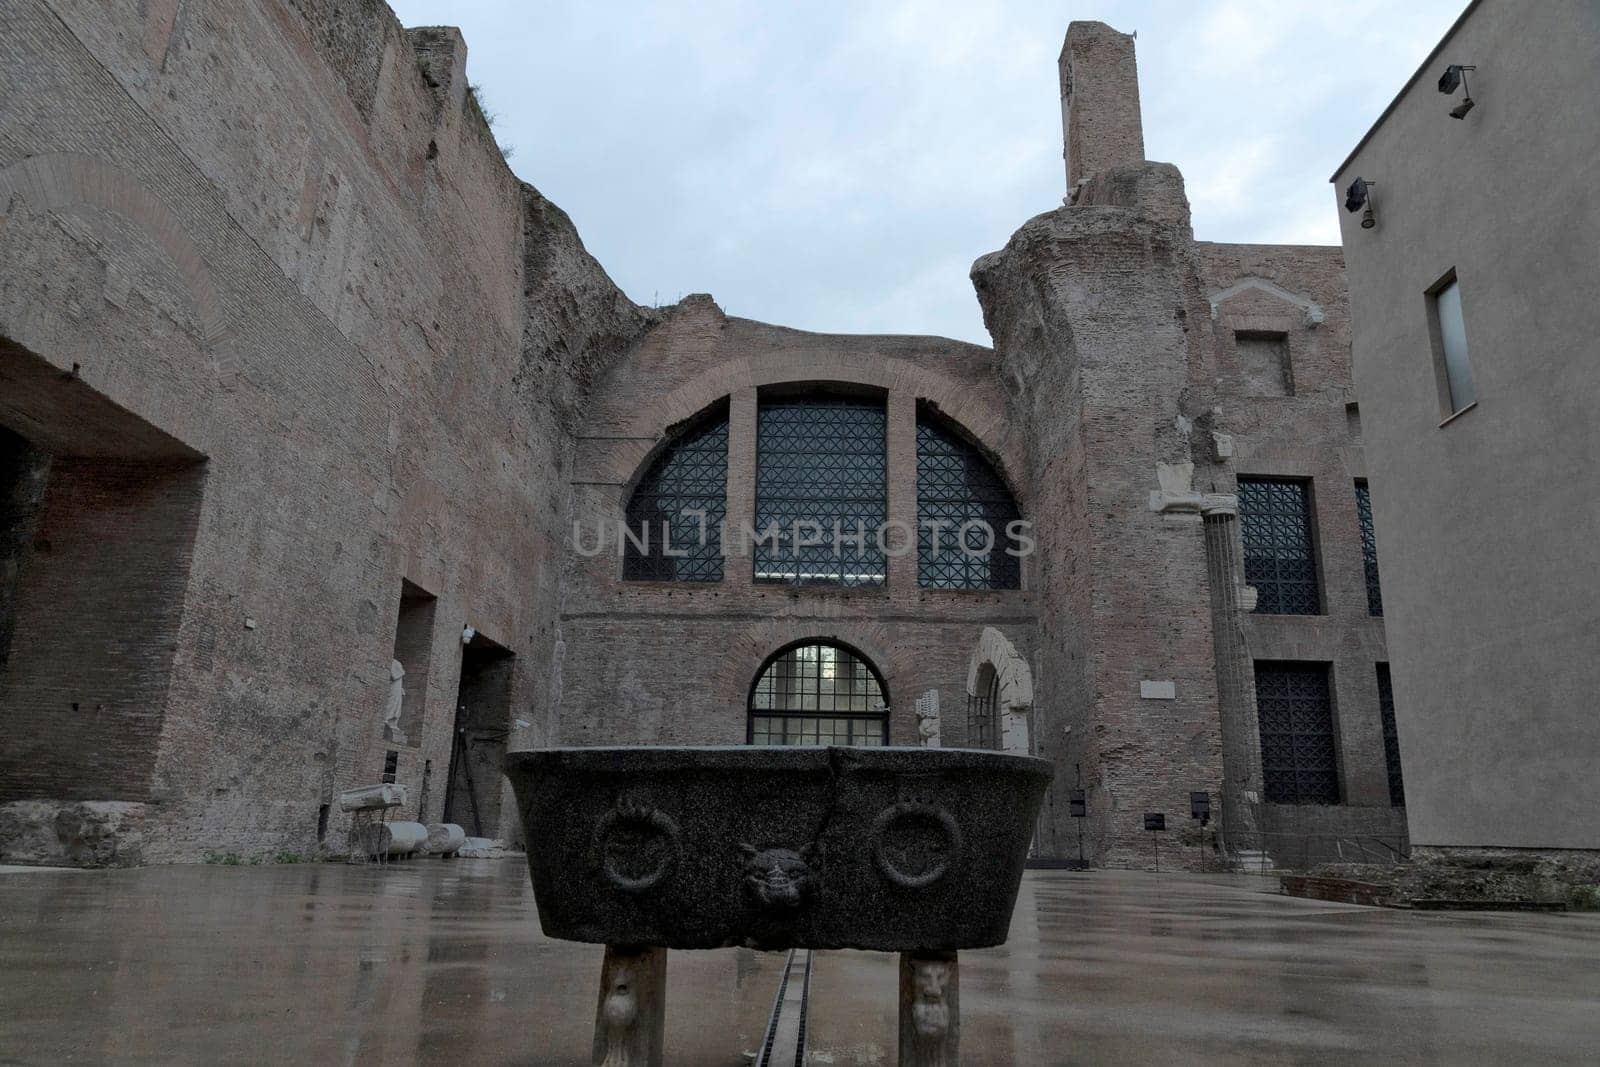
(0, 426), (50, 676)
(387, 580), (437, 745)
(0, 441), (205, 802)
(1, 339), (207, 805)
(443, 633), (514, 838)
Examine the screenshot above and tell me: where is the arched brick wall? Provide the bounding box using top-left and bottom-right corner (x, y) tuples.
(588, 323), (1027, 512)
(0, 153), (228, 346)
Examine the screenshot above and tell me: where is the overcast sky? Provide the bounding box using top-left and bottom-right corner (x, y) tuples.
(389, 1), (1464, 345)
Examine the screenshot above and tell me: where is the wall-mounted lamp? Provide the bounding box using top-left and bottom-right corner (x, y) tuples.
(461, 624), (476, 644)
(1438, 64), (1477, 119)
(1345, 177), (1377, 229)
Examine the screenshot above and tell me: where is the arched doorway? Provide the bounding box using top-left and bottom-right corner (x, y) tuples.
(747, 640), (889, 746)
(968, 662), (1001, 749)
(964, 627), (1033, 754)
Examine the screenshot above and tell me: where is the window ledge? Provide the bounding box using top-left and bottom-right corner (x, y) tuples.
(917, 586), (1026, 596)
(1438, 401), (1478, 428)
(619, 579), (725, 588)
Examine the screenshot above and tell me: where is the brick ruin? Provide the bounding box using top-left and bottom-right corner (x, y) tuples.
(0, 5), (1406, 868)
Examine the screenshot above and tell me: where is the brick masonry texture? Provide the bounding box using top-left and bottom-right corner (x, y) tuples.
(0, 4), (1403, 869)
(0, 0), (650, 861)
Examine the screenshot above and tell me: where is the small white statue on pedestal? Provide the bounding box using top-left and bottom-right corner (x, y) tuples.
(384, 659), (407, 743)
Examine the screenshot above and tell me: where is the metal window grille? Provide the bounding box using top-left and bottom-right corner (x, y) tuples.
(748, 642), (888, 746)
(1356, 481), (1383, 616)
(916, 411), (1021, 589)
(1376, 663), (1405, 807)
(1254, 662), (1340, 805)
(754, 397), (887, 586)
(1238, 479), (1321, 615)
(623, 405), (728, 582)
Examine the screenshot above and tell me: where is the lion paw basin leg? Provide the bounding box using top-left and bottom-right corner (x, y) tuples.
(592, 945), (666, 1067)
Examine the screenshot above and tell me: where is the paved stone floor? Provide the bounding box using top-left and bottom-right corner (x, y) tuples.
(2, 861), (1597, 1064)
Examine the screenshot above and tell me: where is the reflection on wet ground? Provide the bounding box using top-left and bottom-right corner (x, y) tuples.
(2, 862), (1597, 1064)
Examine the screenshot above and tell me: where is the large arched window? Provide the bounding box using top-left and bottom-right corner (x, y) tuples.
(754, 393), (888, 586)
(748, 641), (888, 745)
(916, 406), (1021, 589)
(622, 401), (728, 582)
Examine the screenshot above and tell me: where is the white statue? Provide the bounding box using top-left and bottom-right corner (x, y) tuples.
(915, 689), (941, 748)
(384, 659), (406, 740)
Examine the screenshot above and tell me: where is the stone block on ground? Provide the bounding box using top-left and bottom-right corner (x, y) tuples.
(0, 800), (146, 868)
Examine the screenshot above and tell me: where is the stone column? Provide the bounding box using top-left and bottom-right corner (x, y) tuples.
(886, 390), (918, 591)
(592, 945), (667, 1067)
(899, 950), (959, 1066)
(725, 387), (757, 590)
(1202, 497), (1264, 849)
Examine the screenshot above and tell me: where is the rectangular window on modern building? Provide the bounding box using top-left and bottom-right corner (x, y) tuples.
(1238, 478), (1321, 614)
(1431, 273), (1477, 416)
(1376, 663), (1405, 807)
(1355, 480), (1382, 616)
(1254, 661), (1340, 805)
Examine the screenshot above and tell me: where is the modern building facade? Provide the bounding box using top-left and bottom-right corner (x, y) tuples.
(2, 1), (1405, 869)
(1332, 0), (1599, 858)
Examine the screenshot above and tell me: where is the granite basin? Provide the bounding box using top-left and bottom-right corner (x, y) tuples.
(504, 746), (1053, 951)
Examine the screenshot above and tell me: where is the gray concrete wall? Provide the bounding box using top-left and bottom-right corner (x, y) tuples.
(1332, 0), (1600, 849)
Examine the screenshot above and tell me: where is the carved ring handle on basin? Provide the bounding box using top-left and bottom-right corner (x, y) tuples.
(871, 801), (963, 891)
(595, 803), (681, 894)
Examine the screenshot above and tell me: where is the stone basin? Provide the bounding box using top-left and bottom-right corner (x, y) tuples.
(505, 745), (1053, 951)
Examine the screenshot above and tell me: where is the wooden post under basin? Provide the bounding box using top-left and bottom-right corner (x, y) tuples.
(593, 945), (667, 1067)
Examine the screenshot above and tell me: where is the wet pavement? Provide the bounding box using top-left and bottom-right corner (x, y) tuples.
(1, 861), (1597, 1064)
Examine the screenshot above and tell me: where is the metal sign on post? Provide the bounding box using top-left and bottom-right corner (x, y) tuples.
(1190, 792), (1211, 872)
(1069, 789), (1087, 865)
(1144, 812), (1165, 871)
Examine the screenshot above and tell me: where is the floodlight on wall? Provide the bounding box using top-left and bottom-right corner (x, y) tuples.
(1344, 177), (1377, 229)
(1438, 64), (1476, 119)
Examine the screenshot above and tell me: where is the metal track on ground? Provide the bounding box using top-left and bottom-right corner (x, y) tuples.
(755, 948), (812, 1067)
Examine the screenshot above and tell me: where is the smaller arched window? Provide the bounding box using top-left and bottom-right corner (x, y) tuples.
(916, 407), (1021, 589)
(748, 641), (888, 746)
(622, 401), (728, 582)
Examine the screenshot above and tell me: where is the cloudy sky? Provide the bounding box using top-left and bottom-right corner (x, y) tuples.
(389, 1), (1464, 344)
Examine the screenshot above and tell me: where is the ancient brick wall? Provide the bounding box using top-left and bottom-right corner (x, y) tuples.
(1059, 22), (1145, 191)
(0, 0), (646, 860)
(0, 2), (1406, 871)
(973, 23), (1405, 867)
(0, 457), (205, 803)
(559, 298), (1037, 763)
(976, 164), (1227, 867)
(1195, 242), (1405, 853)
